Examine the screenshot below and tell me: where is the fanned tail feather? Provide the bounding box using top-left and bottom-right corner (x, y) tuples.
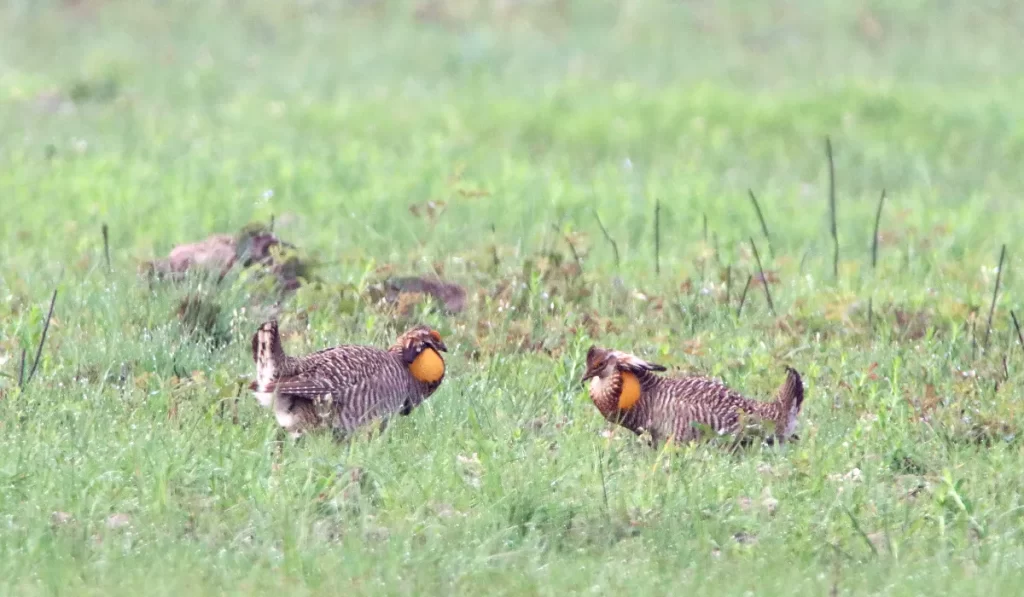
(252, 320), (285, 406)
(772, 366), (805, 438)
(776, 367), (804, 411)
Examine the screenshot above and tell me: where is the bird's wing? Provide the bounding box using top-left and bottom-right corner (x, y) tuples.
(267, 346), (399, 399)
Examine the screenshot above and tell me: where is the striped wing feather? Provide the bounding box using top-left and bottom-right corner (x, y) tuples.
(268, 345), (402, 399)
(663, 376), (775, 437)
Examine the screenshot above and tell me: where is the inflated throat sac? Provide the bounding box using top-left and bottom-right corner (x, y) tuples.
(618, 371), (641, 410)
(409, 348), (445, 383)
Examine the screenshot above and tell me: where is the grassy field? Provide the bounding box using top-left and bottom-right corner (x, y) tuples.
(3, 1), (1024, 594)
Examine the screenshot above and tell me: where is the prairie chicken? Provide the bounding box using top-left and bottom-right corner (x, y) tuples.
(581, 346), (805, 447)
(249, 320), (448, 438)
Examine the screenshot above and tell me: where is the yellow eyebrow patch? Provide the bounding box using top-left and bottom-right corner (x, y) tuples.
(409, 347), (445, 383)
(618, 371), (642, 410)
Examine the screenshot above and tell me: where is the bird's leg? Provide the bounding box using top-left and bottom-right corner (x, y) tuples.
(363, 417), (391, 441)
(314, 393), (333, 424)
(637, 428), (657, 449)
(271, 427), (287, 460)
(331, 426), (351, 444)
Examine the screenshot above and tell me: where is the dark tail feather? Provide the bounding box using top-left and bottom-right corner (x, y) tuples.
(251, 321), (285, 404)
(775, 366), (804, 414)
(252, 320), (281, 363)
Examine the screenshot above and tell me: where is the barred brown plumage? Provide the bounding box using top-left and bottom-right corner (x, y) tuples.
(581, 345), (805, 447)
(248, 320), (447, 438)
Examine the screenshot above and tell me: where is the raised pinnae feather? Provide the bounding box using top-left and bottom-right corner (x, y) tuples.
(608, 350), (667, 373)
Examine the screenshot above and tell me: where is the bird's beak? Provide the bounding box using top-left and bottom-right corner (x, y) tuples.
(436, 340), (449, 353)
(580, 368), (597, 385)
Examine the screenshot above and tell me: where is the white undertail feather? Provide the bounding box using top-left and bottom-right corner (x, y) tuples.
(783, 402), (800, 437)
(274, 407), (299, 430)
(254, 391), (274, 408)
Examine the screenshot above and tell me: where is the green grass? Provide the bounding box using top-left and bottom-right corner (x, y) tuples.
(3, 1), (1024, 594)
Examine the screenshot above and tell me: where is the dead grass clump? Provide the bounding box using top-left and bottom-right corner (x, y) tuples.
(141, 222), (313, 294)
(890, 307), (934, 341)
(942, 416), (1019, 448)
(368, 276), (468, 315)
